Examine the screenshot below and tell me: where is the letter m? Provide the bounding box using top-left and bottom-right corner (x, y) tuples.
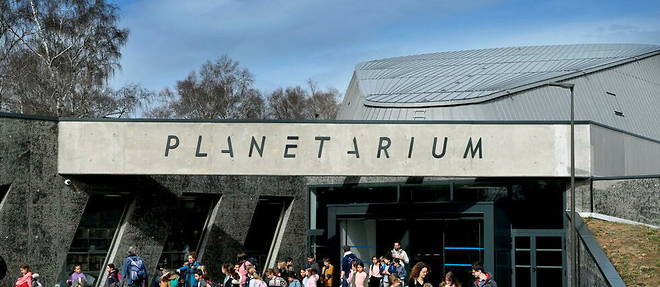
(463, 137), (483, 159)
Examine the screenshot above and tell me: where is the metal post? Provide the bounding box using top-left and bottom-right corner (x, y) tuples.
(546, 81), (576, 286)
(570, 86), (576, 287)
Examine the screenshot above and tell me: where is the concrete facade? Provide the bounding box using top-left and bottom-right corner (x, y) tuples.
(0, 115), (309, 286)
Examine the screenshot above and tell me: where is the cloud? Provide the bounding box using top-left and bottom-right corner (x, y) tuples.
(109, 0), (660, 96)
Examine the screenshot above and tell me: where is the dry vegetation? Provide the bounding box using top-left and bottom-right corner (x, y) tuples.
(585, 218), (659, 286)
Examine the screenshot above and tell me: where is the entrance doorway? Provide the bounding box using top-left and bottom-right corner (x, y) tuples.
(337, 216), (484, 287)
(512, 230), (565, 287)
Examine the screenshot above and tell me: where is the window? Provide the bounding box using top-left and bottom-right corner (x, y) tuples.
(58, 195), (129, 286)
(243, 196), (293, 270)
(158, 194), (218, 269)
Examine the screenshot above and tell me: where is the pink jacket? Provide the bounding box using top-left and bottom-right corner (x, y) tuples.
(239, 261), (252, 287)
(305, 274), (319, 287)
(16, 272), (33, 287)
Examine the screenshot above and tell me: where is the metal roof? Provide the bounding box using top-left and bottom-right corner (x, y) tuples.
(357, 44), (660, 107)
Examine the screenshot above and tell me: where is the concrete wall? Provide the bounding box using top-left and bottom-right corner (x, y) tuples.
(0, 115), (309, 286)
(0, 116), (89, 287)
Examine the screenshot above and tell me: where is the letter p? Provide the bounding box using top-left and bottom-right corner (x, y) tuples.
(165, 135), (179, 157)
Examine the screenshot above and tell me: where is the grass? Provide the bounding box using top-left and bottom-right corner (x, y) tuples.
(584, 218), (659, 287)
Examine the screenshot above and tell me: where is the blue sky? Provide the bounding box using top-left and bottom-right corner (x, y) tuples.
(109, 0), (660, 96)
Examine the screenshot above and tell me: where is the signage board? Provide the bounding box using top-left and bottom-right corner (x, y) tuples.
(58, 121), (591, 177)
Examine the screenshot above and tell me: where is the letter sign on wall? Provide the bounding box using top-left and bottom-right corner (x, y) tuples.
(57, 121), (591, 177)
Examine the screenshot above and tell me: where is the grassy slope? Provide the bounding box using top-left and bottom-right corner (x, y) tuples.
(584, 218), (659, 287)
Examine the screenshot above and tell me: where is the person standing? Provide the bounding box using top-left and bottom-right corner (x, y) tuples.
(67, 264), (87, 287)
(471, 264), (496, 287)
(223, 264), (240, 287)
(392, 259), (406, 287)
(15, 265), (32, 287)
(266, 268), (288, 287)
(439, 271), (460, 287)
(238, 253), (255, 287)
(408, 262), (430, 287)
(121, 247), (148, 287)
(304, 256), (321, 275)
(106, 264), (120, 287)
(349, 262), (368, 287)
(286, 273), (301, 287)
(367, 257), (382, 287)
(178, 251), (202, 287)
(390, 243), (409, 267)
(379, 256), (396, 287)
(303, 268), (319, 287)
(194, 271), (209, 287)
(320, 257), (334, 287)
(340, 246), (358, 287)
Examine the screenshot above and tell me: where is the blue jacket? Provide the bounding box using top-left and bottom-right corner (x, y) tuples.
(341, 252), (358, 278)
(178, 261), (202, 287)
(289, 279), (302, 287)
(121, 255), (148, 285)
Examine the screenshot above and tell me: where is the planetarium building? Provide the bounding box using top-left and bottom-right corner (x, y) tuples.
(1, 44), (659, 287)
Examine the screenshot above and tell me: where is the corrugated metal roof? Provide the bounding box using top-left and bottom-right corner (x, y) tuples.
(357, 44), (660, 107)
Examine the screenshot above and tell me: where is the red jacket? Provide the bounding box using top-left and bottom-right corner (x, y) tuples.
(16, 272), (33, 287)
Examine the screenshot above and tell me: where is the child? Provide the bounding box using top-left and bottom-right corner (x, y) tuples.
(287, 272), (302, 287)
(392, 259), (407, 287)
(304, 268), (319, 287)
(350, 261), (368, 287)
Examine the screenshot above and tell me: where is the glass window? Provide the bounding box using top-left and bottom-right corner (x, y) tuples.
(158, 195), (217, 269)
(243, 196), (293, 269)
(58, 195), (128, 286)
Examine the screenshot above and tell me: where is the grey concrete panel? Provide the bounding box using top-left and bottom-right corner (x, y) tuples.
(0, 117), (88, 287)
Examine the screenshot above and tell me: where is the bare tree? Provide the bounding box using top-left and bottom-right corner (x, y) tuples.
(0, 0), (131, 117)
(150, 56), (265, 120)
(267, 80), (340, 120)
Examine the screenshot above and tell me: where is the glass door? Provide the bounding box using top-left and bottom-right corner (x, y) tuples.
(512, 230), (564, 287)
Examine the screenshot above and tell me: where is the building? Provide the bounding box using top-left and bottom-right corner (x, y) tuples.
(1, 44), (659, 287)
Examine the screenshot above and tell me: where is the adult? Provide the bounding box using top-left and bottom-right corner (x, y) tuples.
(304, 256), (321, 275)
(320, 257), (334, 287)
(266, 268), (288, 287)
(15, 265), (32, 287)
(408, 262), (430, 287)
(340, 246), (358, 287)
(390, 243), (409, 267)
(106, 264), (120, 287)
(471, 264), (496, 287)
(67, 264), (87, 287)
(121, 247), (148, 287)
(367, 256), (382, 287)
(439, 271), (460, 287)
(194, 270), (209, 287)
(178, 251), (202, 287)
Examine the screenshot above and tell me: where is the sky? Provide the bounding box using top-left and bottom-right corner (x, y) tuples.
(109, 0), (660, 97)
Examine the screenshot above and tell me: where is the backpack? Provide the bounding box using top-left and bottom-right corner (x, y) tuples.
(31, 275), (43, 287)
(128, 256), (146, 281)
